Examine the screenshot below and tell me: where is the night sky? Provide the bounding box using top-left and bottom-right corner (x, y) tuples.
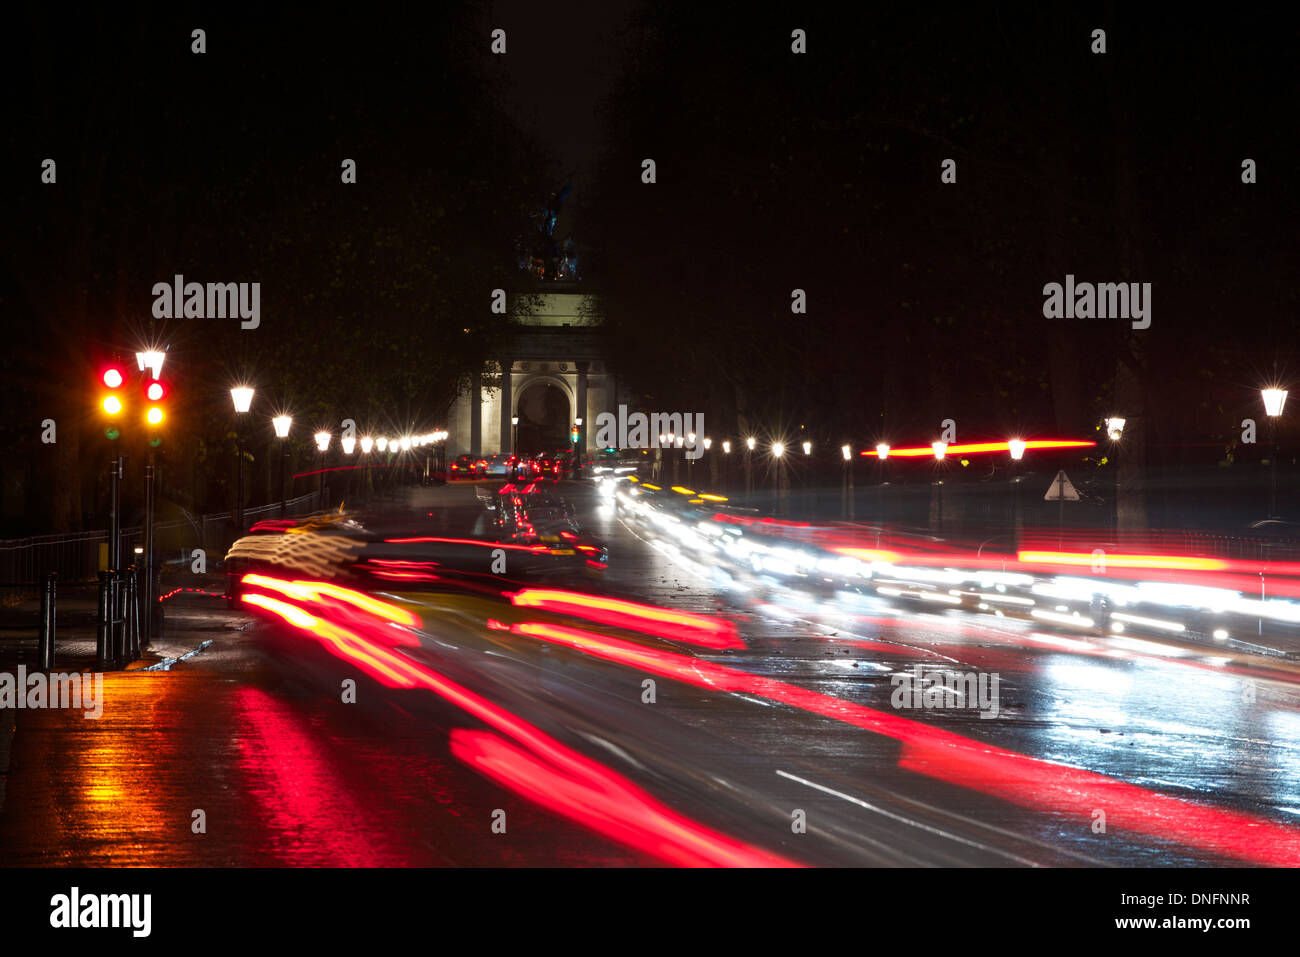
(2, 3), (1298, 533)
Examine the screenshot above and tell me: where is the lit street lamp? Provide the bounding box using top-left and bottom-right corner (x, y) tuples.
(1008, 438), (1026, 534)
(273, 414), (292, 518)
(932, 441), (947, 532)
(841, 444), (854, 520)
(231, 387), (255, 533)
(314, 431), (331, 509)
(1106, 416), (1126, 530)
(1263, 388), (1288, 518)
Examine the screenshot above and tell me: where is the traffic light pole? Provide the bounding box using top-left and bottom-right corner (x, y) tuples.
(144, 450), (157, 646)
(109, 454), (123, 572)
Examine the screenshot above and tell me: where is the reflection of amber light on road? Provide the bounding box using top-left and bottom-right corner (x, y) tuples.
(241, 587), (794, 866)
(71, 675), (176, 864)
(511, 620), (1300, 866)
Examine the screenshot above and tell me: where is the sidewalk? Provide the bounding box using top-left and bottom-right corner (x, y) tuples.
(0, 572), (252, 817)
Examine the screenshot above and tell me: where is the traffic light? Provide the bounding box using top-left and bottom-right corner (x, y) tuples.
(570, 426), (580, 444)
(144, 377), (169, 428)
(99, 365), (126, 426)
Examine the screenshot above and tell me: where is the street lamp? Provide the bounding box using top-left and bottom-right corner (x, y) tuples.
(772, 442), (787, 516)
(136, 350), (166, 379)
(722, 440), (731, 454)
(1008, 438), (1026, 534)
(745, 436), (755, 498)
(1106, 416), (1126, 529)
(511, 415), (519, 456)
(802, 440), (812, 456)
(360, 435), (373, 454)
(231, 387), (255, 533)
(931, 441), (947, 533)
(841, 444), (854, 520)
(314, 431), (331, 509)
(1263, 388), (1288, 518)
(273, 415), (292, 518)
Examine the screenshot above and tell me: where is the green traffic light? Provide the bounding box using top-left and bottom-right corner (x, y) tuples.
(149, 437), (162, 447)
(105, 427), (120, 440)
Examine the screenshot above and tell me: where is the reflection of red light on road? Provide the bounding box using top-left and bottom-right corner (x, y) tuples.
(510, 588), (744, 650)
(510, 621), (1300, 866)
(451, 729), (795, 867)
(241, 588), (791, 865)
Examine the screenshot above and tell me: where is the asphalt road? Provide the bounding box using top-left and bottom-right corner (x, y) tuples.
(2, 479), (1299, 866)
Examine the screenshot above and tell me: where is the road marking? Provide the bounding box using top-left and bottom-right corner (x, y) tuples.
(776, 768), (1042, 867)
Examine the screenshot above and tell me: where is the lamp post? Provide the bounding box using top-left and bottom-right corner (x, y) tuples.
(841, 444), (853, 520)
(1008, 438), (1026, 538)
(231, 387), (255, 533)
(314, 431), (331, 509)
(1106, 416), (1126, 531)
(932, 441), (947, 533)
(273, 415), (292, 517)
(875, 443), (890, 531)
(511, 415), (519, 458)
(745, 436), (755, 498)
(772, 442), (787, 516)
(341, 434), (356, 500)
(1263, 388), (1288, 519)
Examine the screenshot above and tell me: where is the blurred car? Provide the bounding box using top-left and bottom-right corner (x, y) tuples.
(483, 453), (518, 477)
(449, 454), (485, 479)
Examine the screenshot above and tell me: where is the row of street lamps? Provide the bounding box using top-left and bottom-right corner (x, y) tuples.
(226, 384), (447, 520)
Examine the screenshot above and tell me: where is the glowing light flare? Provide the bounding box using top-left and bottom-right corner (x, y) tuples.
(101, 395), (123, 415)
(230, 386), (255, 414)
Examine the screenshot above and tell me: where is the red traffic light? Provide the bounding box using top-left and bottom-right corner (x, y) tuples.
(101, 366), (125, 389)
(145, 380), (168, 402)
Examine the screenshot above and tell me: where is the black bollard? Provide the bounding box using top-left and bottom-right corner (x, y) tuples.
(113, 569), (128, 667)
(38, 572), (56, 670)
(129, 565), (142, 660)
(96, 570), (113, 669)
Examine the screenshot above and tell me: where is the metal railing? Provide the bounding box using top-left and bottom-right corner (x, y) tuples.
(0, 490), (327, 588)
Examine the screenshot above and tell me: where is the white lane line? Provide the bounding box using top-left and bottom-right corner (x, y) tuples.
(776, 768), (1043, 867)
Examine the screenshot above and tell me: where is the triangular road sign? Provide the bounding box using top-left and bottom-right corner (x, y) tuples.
(1044, 470), (1079, 501)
